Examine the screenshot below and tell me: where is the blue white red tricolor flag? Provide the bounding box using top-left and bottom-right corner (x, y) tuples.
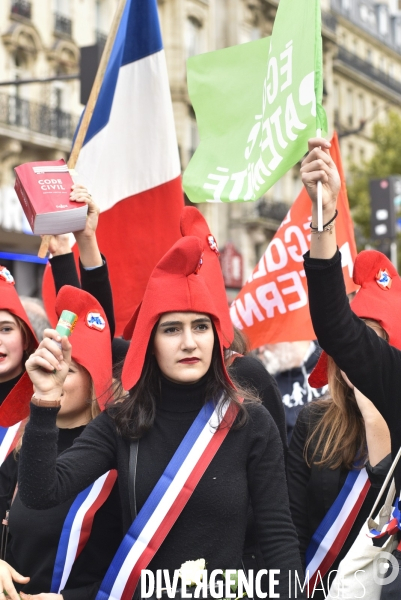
(43, 0), (183, 335)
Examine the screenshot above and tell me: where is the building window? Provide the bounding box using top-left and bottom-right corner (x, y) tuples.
(342, 0), (351, 10)
(358, 93), (365, 121)
(360, 4), (368, 22)
(366, 47), (373, 63)
(346, 88), (353, 127)
(378, 6), (388, 35)
(395, 19), (401, 46)
(185, 17), (203, 58)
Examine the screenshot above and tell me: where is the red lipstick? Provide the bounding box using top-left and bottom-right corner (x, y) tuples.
(179, 358), (200, 364)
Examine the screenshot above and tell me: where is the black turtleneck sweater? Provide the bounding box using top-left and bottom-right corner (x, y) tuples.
(19, 376), (303, 599)
(0, 425), (122, 599)
(0, 372), (24, 406)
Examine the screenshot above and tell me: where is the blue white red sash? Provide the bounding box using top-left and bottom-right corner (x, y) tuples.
(0, 422), (22, 466)
(306, 467), (371, 593)
(96, 397), (239, 600)
(51, 470), (117, 593)
(368, 494), (401, 551)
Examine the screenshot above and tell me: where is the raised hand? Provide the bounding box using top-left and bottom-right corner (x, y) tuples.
(69, 185), (102, 268)
(301, 138), (341, 213)
(70, 185), (100, 240)
(25, 329), (71, 401)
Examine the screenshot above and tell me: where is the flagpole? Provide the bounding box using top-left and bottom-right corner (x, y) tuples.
(316, 128), (323, 232)
(38, 0), (128, 258)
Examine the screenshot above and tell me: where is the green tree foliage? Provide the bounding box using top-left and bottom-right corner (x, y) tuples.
(347, 111), (401, 253)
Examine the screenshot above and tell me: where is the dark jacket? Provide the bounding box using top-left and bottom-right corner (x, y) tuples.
(0, 426), (122, 600)
(287, 402), (391, 599)
(303, 249), (401, 494)
(19, 376), (304, 600)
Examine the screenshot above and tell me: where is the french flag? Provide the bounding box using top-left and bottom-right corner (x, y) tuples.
(43, 0), (183, 334)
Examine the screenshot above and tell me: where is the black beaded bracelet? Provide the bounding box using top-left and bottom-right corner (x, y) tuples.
(310, 209), (338, 231)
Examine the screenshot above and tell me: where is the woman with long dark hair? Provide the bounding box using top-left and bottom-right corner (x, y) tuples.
(17, 235), (303, 600)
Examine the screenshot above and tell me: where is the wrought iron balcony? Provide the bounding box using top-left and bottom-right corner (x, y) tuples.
(0, 93), (78, 140)
(54, 13), (72, 37)
(256, 198), (289, 222)
(322, 12), (337, 32)
(337, 46), (401, 95)
(11, 0), (31, 19)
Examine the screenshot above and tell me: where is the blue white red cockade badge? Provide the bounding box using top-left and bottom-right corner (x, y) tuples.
(376, 269), (392, 290)
(0, 266), (15, 285)
(86, 311), (106, 331)
(207, 235), (220, 256)
(194, 254), (204, 275)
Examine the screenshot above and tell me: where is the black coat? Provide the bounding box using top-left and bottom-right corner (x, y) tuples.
(304, 249), (401, 494)
(287, 402), (391, 599)
(19, 376), (304, 600)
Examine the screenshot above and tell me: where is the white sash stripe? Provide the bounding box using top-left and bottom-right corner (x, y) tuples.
(109, 403), (228, 600)
(0, 422), (21, 466)
(57, 472), (111, 592)
(307, 469), (368, 578)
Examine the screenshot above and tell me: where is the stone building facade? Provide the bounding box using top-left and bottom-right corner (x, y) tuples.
(1, 0), (401, 295)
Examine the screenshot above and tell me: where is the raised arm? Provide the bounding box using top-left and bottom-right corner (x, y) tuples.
(18, 330), (117, 510)
(301, 138), (401, 430)
(48, 186), (116, 339)
(300, 137), (339, 260)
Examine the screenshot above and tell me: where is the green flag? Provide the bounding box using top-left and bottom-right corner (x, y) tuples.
(183, 0), (327, 204)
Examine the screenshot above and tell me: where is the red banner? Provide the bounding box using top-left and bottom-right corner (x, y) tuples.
(230, 133), (358, 349)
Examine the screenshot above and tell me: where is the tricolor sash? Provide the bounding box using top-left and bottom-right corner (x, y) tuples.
(51, 470), (118, 593)
(306, 467), (371, 593)
(96, 397), (239, 600)
(0, 422), (22, 466)
(368, 494), (401, 551)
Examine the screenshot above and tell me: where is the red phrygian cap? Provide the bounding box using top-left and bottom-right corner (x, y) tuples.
(0, 266), (38, 427)
(180, 207), (234, 347)
(1, 286), (113, 426)
(0, 266), (37, 345)
(122, 208), (234, 347)
(309, 249), (401, 388)
(55, 286), (112, 409)
(121, 236), (233, 391)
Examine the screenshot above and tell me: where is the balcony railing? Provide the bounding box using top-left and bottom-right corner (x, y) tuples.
(322, 12), (337, 32)
(54, 13), (72, 37)
(0, 93), (77, 140)
(256, 198), (289, 222)
(337, 46), (401, 95)
(11, 0), (31, 19)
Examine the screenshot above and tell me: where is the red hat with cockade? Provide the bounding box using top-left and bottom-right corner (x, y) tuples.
(122, 207), (234, 347)
(0, 286), (112, 426)
(0, 266), (37, 344)
(180, 207), (234, 347)
(55, 286), (112, 409)
(121, 236), (233, 391)
(309, 250), (401, 388)
(0, 266), (38, 427)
